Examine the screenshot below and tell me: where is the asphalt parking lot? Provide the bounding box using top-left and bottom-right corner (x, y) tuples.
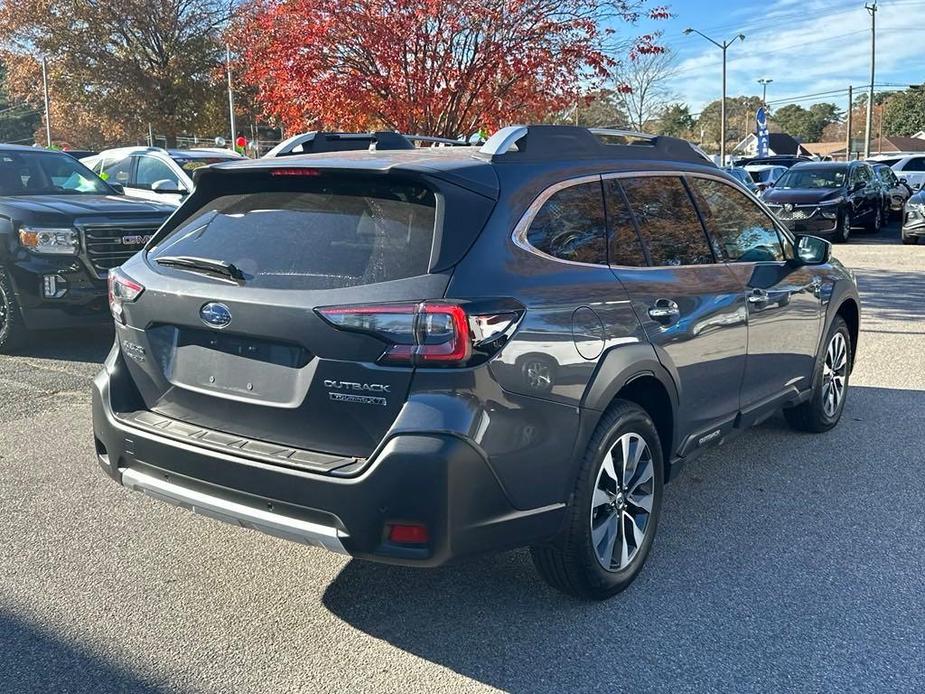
(1, 223), (923, 693)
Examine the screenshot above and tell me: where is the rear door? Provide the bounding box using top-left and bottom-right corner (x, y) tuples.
(604, 174), (748, 455)
(688, 175), (823, 417)
(117, 170), (473, 459)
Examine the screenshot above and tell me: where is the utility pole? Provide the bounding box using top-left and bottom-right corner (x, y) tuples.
(41, 57), (52, 147)
(845, 85), (853, 161)
(226, 44), (237, 145)
(148, 123), (154, 148)
(863, 2), (877, 159)
(684, 28), (745, 165)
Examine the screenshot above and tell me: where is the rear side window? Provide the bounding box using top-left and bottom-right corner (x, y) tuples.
(150, 177), (436, 290)
(526, 181), (607, 264)
(619, 177), (714, 266)
(901, 157), (925, 172)
(689, 177), (784, 262)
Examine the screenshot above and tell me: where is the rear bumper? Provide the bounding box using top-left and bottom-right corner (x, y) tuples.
(92, 354), (565, 567)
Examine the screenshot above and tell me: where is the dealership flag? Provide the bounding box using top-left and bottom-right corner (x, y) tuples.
(756, 107), (769, 157)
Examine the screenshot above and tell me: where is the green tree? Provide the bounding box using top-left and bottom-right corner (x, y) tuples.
(0, 61), (39, 144)
(770, 102), (841, 141)
(656, 103), (693, 137)
(695, 95), (763, 153)
(882, 88), (925, 137)
(0, 0), (230, 147)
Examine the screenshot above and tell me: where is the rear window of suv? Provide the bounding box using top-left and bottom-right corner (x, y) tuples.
(149, 176), (437, 290)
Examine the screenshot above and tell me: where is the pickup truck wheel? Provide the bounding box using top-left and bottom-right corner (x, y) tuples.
(784, 316), (851, 433)
(0, 267), (26, 353)
(530, 400), (664, 600)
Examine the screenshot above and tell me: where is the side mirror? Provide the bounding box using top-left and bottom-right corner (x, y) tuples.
(108, 182), (125, 195)
(851, 180), (865, 192)
(795, 235), (832, 265)
(151, 179), (186, 195)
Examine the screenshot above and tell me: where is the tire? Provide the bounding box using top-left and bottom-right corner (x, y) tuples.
(835, 210), (851, 243)
(784, 316), (852, 433)
(0, 267), (27, 354)
(902, 233), (919, 245)
(865, 204), (883, 233)
(531, 400), (664, 600)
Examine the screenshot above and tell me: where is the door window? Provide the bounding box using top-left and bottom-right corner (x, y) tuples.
(602, 179), (647, 266)
(135, 155), (182, 190)
(689, 177), (785, 262)
(101, 156), (133, 185)
(901, 157), (925, 172)
(619, 176), (714, 266)
(526, 181), (607, 264)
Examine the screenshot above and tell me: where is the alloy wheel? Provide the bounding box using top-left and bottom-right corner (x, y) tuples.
(822, 332), (848, 418)
(590, 432), (655, 571)
(0, 281), (8, 334)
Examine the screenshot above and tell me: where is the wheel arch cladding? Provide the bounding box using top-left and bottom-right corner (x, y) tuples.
(836, 298), (859, 364)
(612, 376), (674, 479)
(580, 343), (679, 475)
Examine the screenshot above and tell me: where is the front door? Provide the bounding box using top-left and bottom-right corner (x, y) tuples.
(604, 175), (749, 456)
(687, 175), (824, 414)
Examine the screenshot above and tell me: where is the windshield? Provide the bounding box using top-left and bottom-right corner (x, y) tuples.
(0, 151), (111, 196)
(774, 168), (846, 189)
(172, 156), (238, 173)
(749, 168), (781, 183)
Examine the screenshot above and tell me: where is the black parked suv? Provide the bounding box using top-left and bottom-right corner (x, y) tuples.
(92, 126), (860, 599)
(763, 161), (884, 243)
(0, 145), (174, 351)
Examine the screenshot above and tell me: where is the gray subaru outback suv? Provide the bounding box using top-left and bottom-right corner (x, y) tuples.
(92, 125), (860, 599)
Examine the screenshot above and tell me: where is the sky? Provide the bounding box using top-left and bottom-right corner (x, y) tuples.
(634, 0), (925, 116)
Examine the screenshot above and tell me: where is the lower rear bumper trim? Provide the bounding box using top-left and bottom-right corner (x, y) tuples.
(119, 466), (350, 554)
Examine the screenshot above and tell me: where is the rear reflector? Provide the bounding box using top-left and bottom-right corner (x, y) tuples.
(388, 523), (430, 544)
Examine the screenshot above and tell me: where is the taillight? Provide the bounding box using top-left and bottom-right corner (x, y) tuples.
(108, 268), (144, 324)
(316, 301), (522, 367)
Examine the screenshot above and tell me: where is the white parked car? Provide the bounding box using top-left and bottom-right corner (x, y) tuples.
(885, 154), (925, 191)
(744, 164), (788, 193)
(81, 147), (242, 206)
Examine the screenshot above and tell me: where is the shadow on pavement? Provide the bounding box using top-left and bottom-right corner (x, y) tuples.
(323, 384), (925, 693)
(15, 327), (114, 364)
(855, 267), (925, 323)
(0, 611), (165, 693)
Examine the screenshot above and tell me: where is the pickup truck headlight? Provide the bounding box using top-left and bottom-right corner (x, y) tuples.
(19, 226), (79, 255)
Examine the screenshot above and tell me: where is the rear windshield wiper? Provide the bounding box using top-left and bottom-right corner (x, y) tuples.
(154, 255), (245, 281)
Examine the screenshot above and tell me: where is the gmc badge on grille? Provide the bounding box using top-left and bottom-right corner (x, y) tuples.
(120, 234), (152, 246)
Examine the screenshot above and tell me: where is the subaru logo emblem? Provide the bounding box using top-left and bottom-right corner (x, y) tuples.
(200, 302), (232, 329)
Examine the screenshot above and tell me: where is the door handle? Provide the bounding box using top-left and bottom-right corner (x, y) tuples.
(648, 298), (680, 323)
(747, 289), (769, 304)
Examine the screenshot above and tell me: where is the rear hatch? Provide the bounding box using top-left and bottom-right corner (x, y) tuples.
(113, 161), (496, 463)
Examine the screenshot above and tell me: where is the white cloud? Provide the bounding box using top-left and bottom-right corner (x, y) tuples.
(665, 0), (919, 114)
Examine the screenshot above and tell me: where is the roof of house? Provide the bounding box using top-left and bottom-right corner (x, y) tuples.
(767, 133), (813, 156)
(801, 142), (844, 156)
(877, 136), (925, 153)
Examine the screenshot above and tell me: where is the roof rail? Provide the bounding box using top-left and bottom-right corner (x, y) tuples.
(479, 124), (714, 166)
(263, 131), (415, 158)
(404, 134), (471, 147)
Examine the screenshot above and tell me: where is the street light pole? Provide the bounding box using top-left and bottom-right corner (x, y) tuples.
(757, 77), (773, 107)
(41, 57), (52, 147)
(863, 2), (877, 159)
(226, 44), (236, 146)
(685, 28), (745, 165)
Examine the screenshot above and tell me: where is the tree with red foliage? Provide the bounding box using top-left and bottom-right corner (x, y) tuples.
(231, 0), (669, 137)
